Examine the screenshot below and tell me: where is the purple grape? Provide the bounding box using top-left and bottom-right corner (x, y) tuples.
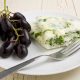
(14, 44), (28, 59)
(19, 29), (31, 47)
(13, 12), (26, 20)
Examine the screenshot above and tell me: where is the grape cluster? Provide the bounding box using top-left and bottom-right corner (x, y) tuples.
(0, 12), (31, 59)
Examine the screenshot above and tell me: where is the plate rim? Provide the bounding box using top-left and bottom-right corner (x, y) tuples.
(0, 11), (80, 75)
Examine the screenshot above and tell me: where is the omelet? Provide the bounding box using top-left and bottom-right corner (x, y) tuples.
(30, 16), (80, 49)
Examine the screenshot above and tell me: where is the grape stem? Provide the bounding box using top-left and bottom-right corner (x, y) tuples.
(0, 0), (23, 42)
(12, 27), (23, 42)
(4, 0), (6, 11)
(10, 20), (19, 22)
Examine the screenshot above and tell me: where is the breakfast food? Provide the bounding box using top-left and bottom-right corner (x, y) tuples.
(31, 16), (80, 49)
(0, 0), (31, 58)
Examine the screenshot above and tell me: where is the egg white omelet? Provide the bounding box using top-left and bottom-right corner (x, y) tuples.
(30, 16), (80, 49)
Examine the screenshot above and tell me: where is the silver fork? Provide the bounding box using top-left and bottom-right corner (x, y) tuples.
(0, 39), (80, 79)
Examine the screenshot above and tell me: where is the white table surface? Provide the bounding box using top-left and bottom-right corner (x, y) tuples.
(0, 0), (80, 80)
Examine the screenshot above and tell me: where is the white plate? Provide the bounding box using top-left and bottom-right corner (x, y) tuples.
(0, 12), (80, 75)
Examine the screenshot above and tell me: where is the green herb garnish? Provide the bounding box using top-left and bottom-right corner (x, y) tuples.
(76, 31), (80, 34)
(49, 38), (54, 46)
(65, 22), (71, 28)
(38, 19), (47, 22)
(31, 32), (35, 35)
(43, 19), (47, 22)
(54, 36), (64, 45)
(35, 32), (42, 38)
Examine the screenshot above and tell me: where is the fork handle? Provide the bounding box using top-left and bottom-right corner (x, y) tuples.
(0, 56), (41, 79)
